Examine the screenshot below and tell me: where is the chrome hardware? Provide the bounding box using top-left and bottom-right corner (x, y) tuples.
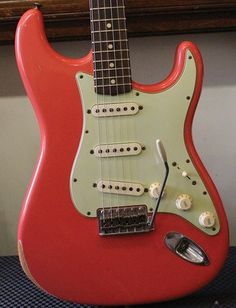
(148, 140), (169, 228)
(97, 205), (152, 236)
(165, 232), (209, 265)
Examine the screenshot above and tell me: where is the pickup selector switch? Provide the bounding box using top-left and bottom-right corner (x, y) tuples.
(176, 194), (192, 210)
(199, 211), (215, 228)
(149, 182), (165, 199)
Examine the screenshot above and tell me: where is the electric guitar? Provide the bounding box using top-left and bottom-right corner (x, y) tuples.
(16, 1), (229, 305)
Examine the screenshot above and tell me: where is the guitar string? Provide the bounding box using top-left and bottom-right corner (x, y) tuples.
(122, 0), (139, 205)
(92, 0), (140, 224)
(109, 0), (120, 211)
(119, 0), (137, 207)
(92, 0), (105, 216)
(99, 0), (110, 214)
(115, 0), (126, 210)
(117, 0), (125, 207)
(119, 0), (133, 199)
(104, 0), (115, 214)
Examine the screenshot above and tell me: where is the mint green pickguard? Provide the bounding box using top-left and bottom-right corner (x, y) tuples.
(70, 50), (219, 236)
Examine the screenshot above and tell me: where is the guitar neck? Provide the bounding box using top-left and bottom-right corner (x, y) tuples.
(89, 0), (132, 96)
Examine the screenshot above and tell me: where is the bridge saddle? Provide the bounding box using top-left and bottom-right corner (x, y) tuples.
(97, 205), (152, 236)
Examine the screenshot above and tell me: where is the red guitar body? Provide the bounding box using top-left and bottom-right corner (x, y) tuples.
(16, 8), (228, 306)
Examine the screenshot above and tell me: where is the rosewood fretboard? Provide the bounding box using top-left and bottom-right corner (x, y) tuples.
(89, 0), (132, 96)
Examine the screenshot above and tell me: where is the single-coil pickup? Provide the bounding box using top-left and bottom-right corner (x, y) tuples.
(97, 180), (144, 196)
(91, 103), (139, 117)
(94, 143), (142, 158)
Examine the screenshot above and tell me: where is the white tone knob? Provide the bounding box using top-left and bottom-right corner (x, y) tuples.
(182, 171), (188, 177)
(199, 211), (215, 228)
(176, 194), (192, 210)
(149, 182), (165, 199)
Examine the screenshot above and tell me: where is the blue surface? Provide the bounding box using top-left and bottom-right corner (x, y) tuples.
(0, 248), (235, 307)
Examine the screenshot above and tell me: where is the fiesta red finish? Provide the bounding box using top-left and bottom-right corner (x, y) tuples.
(15, 8), (229, 306)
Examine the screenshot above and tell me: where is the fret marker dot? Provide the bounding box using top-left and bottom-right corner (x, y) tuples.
(109, 62), (115, 68)
(111, 79), (116, 84)
(108, 44), (113, 49)
(107, 23), (112, 29)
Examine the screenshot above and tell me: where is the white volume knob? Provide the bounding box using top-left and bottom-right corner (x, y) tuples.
(149, 183), (165, 199)
(176, 194), (192, 210)
(199, 211), (215, 228)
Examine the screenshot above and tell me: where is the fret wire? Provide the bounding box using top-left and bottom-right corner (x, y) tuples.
(92, 49), (129, 53)
(109, 0), (118, 96)
(92, 39), (128, 43)
(94, 56), (130, 60)
(91, 17), (126, 22)
(95, 83), (132, 88)
(117, 0), (126, 95)
(92, 38), (128, 43)
(95, 67), (131, 71)
(90, 6), (125, 10)
(90, 0), (131, 95)
(94, 75), (131, 80)
(94, 58), (129, 63)
(92, 33), (127, 39)
(92, 43), (129, 51)
(91, 29), (127, 33)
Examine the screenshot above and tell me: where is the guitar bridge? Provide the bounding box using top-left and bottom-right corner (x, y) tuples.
(97, 205), (152, 236)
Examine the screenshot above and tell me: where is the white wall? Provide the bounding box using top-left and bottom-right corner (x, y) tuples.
(0, 31), (235, 255)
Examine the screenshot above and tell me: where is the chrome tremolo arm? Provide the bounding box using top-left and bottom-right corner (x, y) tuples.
(148, 140), (169, 229)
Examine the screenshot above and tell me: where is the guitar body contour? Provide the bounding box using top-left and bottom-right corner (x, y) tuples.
(16, 8), (228, 306)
